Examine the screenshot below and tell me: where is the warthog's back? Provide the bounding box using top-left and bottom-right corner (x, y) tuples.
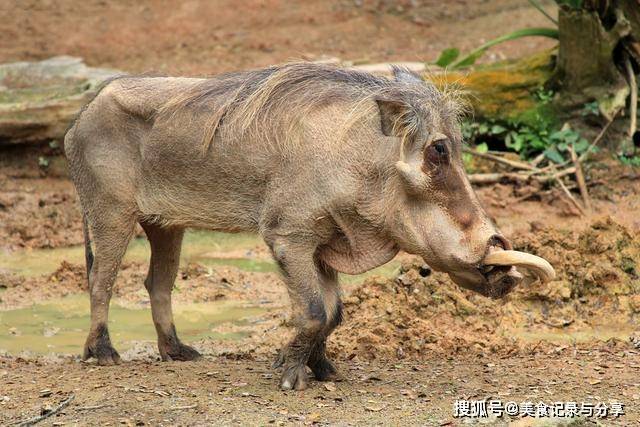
(64, 63), (436, 231)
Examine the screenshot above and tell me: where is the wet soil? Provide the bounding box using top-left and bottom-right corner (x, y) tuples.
(2, 0), (640, 424)
(1, 155), (639, 425)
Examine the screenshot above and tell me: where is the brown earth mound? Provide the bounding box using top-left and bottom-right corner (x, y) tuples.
(333, 267), (518, 360)
(514, 217), (640, 301)
(331, 216), (640, 360)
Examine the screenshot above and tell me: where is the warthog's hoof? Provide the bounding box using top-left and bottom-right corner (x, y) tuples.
(161, 343), (201, 362)
(280, 363), (308, 391)
(309, 356), (340, 381)
(272, 351), (285, 369)
(83, 345), (122, 365)
(83, 325), (122, 365)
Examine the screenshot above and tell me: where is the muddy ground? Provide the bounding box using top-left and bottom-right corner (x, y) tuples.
(2, 147), (639, 427)
(1, 0), (640, 425)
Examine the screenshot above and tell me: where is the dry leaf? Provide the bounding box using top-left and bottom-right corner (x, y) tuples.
(323, 382), (336, 392)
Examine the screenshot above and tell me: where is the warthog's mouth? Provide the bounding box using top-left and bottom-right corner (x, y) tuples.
(450, 250), (556, 299)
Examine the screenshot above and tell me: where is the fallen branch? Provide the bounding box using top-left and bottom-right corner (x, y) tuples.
(579, 110), (619, 163)
(16, 393), (75, 426)
(569, 145), (591, 212)
(76, 404), (110, 411)
(467, 172), (529, 184)
(463, 147), (539, 171)
(624, 53), (638, 139)
(468, 167), (576, 185)
(530, 152), (546, 167)
(553, 170), (586, 216)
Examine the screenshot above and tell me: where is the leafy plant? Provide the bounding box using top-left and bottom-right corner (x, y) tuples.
(433, 28), (559, 70)
(434, 48), (460, 68)
(38, 156), (50, 168)
(541, 128), (590, 163)
(619, 154), (640, 167)
(463, 117), (591, 164)
(581, 101), (600, 116)
(528, 0), (558, 24)
(535, 88), (555, 103)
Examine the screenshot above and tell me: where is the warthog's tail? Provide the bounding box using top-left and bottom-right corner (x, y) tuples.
(82, 214), (94, 282)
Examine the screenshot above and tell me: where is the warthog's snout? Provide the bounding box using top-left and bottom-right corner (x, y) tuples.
(448, 235), (555, 299)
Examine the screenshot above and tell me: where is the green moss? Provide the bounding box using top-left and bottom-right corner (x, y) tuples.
(435, 50), (556, 123)
(0, 84), (88, 104)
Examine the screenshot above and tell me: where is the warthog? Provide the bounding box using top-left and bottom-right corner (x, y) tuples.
(65, 63), (553, 390)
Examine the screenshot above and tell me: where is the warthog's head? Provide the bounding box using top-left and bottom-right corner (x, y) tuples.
(378, 69), (554, 297)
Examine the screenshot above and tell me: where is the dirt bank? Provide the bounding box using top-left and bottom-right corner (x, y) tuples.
(0, 1), (557, 76)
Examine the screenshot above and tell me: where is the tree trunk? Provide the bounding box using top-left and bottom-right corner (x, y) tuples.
(554, 0), (640, 151)
(555, 1), (639, 110)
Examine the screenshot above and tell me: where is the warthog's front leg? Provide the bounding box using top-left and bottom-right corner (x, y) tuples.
(268, 237), (342, 390)
(307, 289), (343, 381)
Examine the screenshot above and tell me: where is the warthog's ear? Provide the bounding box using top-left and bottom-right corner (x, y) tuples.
(392, 66), (424, 85)
(376, 98), (419, 137)
(376, 97), (431, 194)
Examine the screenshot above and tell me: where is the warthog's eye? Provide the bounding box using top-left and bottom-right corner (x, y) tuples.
(434, 142), (447, 155)
(425, 140), (449, 166)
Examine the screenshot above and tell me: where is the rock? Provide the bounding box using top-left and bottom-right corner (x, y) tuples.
(0, 56), (121, 145)
(351, 61), (430, 76)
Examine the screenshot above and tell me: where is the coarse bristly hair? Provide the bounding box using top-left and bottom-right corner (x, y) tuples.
(156, 62), (465, 153)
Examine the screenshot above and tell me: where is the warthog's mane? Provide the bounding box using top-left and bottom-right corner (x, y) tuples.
(157, 62), (464, 152)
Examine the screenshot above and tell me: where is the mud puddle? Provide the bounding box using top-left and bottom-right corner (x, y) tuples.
(0, 294), (266, 355)
(0, 230), (269, 277)
(0, 229), (401, 282)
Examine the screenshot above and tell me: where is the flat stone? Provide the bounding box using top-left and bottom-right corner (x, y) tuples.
(0, 56), (120, 145)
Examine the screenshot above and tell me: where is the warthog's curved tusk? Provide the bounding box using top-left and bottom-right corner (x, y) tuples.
(483, 250), (556, 283)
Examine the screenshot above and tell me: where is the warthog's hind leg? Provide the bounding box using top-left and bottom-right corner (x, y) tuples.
(83, 211), (135, 365)
(268, 237), (342, 390)
(141, 223), (200, 361)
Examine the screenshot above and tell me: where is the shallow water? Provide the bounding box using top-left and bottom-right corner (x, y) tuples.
(0, 294), (266, 355)
(0, 230), (400, 282)
(0, 230), (266, 277)
(0, 230), (401, 356)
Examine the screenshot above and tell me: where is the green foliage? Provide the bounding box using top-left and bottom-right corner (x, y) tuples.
(434, 48), (460, 68)
(618, 154), (640, 167)
(434, 28), (559, 70)
(462, 142), (488, 170)
(534, 88), (555, 103)
(542, 129), (590, 162)
(581, 101), (600, 116)
(37, 156), (49, 168)
(463, 118), (591, 163)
